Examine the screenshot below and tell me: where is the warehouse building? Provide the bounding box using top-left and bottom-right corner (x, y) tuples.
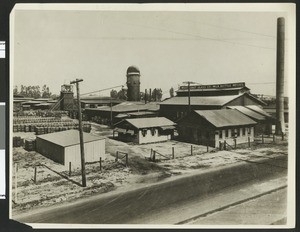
(84, 101), (159, 125)
(159, 92), (266, 122)
(177, 109), (257, 147)
(36, 130), (105, 167)
(114, 117), (176, 144)
(227, 105), (273, 135)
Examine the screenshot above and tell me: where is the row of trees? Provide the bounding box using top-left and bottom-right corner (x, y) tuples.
(13, 85), (56, 99)
(110, 88), (166, 101)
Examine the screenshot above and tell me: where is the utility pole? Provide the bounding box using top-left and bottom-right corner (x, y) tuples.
(183, 81), (196, 113)
(70, 78), (86, 187)
(110, 97), (113, 127)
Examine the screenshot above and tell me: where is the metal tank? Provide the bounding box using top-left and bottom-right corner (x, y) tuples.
(126, 66), (141, 101)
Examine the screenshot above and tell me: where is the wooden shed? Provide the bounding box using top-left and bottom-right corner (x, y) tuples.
(114, 117), (176, 144)
(177, 109), (257, 148)
(36, 130), (105, 167)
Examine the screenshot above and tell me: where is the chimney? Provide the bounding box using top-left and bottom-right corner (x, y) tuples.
(275, 17), (286, 135)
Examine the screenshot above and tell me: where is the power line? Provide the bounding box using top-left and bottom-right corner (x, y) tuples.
(177, 18), (276, 38)
(113, 21), (275, 50)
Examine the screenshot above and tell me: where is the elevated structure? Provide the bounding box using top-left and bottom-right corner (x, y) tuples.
(60, 84), (74, 111)
(126, 66), (140, 101)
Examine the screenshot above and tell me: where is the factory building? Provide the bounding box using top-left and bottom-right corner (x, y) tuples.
(177, 109), (257, 147)
(159, 91), (266, 122)
(126, 66), (141, 101)
(84, 102), (159, 125)
(36, 130), (105, 167)
(80, 97), (123, 109)
(114, 117), (176, 144)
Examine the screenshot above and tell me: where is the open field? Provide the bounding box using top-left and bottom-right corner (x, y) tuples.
(12, 123), (288, 216)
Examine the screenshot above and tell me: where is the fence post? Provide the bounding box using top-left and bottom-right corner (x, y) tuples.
(281, 132), (284, 141)
(153, 151), (156, 162)
(33, 166), (37, 184)
(273, 134), (275, 143)
(69, 162), (72, 177)
(248, 137), (250, 147)
(150, 148), (153, 160)
(219, 141), (222, 150)
(172, 147), (174, 159)
(100, 157), (102, 171)
(262, 134), (264, 144)
(234, 139), (236, 149)
(126, 154), (128, 167)
(191, 145), (193, 155)
(14, 163), (18, 203)
(207, 145), (209, 153)
(116, 151), (119, 162)
(224, 141), (226, 150)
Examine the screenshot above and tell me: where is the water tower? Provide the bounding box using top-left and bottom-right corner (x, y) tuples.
(126, 66), (140, 101)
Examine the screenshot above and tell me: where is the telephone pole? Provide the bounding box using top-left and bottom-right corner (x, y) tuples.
(70, 78), (86, 187)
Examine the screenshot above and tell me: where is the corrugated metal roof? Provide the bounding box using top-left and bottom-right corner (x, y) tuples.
(125, 117), (176, 129)
(36, 129), (104, 147)
(87, 102), (160, 113)
(160, 95), (242, 106)
(227, 106), (266, 121)
(245, 105), (272, 117)
(194, 109), (257, 128)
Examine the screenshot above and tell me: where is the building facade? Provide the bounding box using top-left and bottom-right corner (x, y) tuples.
(177, 109), (257, 148)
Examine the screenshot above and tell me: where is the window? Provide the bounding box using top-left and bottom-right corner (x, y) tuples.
(231, 129), (235, 137)
(225, 129), (228, 138)
(151, 128), (155, 136)
(248, 127), (251, 135)
(142, 129), (147, 137)
(237, 128), (240, 137)
(219, 130), (223, 139)
(242, 128), (246, 136)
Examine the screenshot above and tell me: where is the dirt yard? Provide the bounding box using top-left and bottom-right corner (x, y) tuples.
(11, 123), (288, 216)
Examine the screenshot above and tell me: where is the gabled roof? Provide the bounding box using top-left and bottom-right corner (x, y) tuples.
(160, 95), (242, 106)
(245, 105), (272, 117)
(227, 106), (266, 121)
(36, 129), (105, 147)
(160, 92), (266, 107)
(86, 102), (160, 113)
(118, 117), (176, 129)
(193, 109), (257, 128)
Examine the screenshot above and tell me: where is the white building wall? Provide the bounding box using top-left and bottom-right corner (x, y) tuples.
(64, 139), (105, 168)
(137, 129), (170, 144)
(214, 126), (255, 147)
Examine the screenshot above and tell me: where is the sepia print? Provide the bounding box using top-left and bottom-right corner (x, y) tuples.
(9, 3), (295, 229)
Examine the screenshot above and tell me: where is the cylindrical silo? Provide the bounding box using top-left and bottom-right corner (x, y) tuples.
(126, 66), (141, 101)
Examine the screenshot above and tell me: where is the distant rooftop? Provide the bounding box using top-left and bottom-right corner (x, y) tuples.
(121, 117), (176, 129)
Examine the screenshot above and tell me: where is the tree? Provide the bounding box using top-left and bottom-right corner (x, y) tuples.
(151, 88), (163, 102)
(117, 89), (127, 100)
(13, 86), (18, 95)
(41, 85), (51, 98)
(110, 89), (118, 98)
(169, 87), (174, 98)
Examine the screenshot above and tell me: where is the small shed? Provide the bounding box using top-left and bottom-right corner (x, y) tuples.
(177, 109), (257, 147)
(36, 130), (105, 167)
(114, 117), (176, 144)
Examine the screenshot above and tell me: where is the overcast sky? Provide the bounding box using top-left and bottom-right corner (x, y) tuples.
(12, 5), (293, 98)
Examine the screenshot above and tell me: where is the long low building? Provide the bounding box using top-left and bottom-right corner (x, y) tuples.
(177, 109), (257, 148)
(36, 130), (105, 167)
(114, 117), (176, 144)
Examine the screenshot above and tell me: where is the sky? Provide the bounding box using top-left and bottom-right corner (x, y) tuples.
(12, 5), (293, 98)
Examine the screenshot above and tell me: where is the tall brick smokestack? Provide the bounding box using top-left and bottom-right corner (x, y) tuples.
(275, 17), (286, 135)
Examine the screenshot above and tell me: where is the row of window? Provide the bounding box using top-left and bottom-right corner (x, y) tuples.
(141, 128), (156, 137)
(218, 127), (251, 139)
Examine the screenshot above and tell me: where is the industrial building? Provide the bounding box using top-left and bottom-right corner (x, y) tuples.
(159, 91), (267, 122)
(36, 130), (105, 167)
(177, 109), (257, 147)
(84, 101), (159, 125)
(114, 117), (176, 144)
